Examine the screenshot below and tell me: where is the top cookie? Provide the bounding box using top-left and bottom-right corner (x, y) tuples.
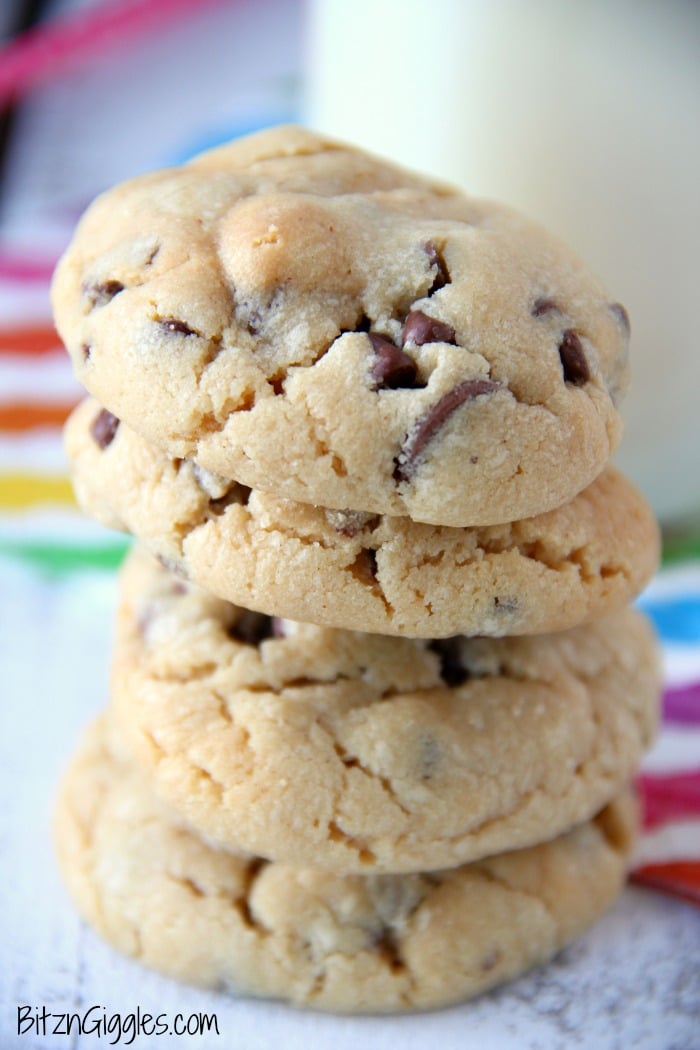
(51, 125), (630, 526)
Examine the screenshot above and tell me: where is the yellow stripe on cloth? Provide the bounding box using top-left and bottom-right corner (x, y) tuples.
(0, 473), (75, 509)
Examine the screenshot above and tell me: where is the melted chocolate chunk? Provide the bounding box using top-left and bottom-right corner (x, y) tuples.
(85, 280), (124, 308)
(429, 638), (469, 687)
(90, 408), (119, 449)
(532, 297), (560, 317)
(424, 240), (450, 293)
(160, 318), (196, 336)
(394, 379), (501, 482)
(559, 329), (590, 385)
(368, 333), (418, 389)
(609, 301), (631, 334)
(228, 610), (274, 646)
(401, 310), (456, 348)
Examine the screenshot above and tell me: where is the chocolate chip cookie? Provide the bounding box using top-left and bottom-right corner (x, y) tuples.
(55, 715), (637, 1012)
(109, 546), (658, 872)
(52, 125), (630, 525)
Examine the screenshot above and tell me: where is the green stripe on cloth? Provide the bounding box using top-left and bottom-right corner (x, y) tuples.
(662, 526), (700, 567)
(0, 537), (131, 575)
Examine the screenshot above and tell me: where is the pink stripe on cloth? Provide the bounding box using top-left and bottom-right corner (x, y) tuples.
(0, 0), (229, 108)
(664, 680), (700, 725)
(639, 770), (700, 830)
(0, 252), (57, 282)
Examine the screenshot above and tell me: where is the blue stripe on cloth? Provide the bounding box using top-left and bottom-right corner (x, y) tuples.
(639, 594), (700, 644)
(167, 109), (298, 164)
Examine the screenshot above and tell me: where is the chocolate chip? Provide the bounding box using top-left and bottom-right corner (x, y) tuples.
(532, 297), (559, 317)
(373, 927), (405, 972)
(85, 279), (124, 308)
(325, 509), (380, 537)
(90, 408), (119, 449)
(424, 241), (450, 293)
(228, 610), (274, 646)
(394, 379), (501, 482)
(609, 301), (631, 334)
(559, 329), (589, 385)
(401, 310), (456, 348)
(418, 735), (440, 780)
(160, 318), (197, 336)
(246, 310), (262, 336)
(428, 638), (469, 687)
(480, 948), (502, 972)
(81, 343), (91, 362)
(368, 333), (418, 389)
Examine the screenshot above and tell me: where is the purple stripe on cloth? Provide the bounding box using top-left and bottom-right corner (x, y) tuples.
(664, 681), (700, 725)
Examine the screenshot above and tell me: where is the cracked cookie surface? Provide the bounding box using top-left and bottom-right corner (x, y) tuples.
(54, 716), (637, 1012)
(109, 546), (658, 872)
(52, 125), (629, 526)
(67, 398), (658, 638)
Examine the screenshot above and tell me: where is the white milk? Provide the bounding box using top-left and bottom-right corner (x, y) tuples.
(304, 0), (700, 523)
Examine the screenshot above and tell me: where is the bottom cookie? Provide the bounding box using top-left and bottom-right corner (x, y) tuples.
(54, 717), (637, 1013)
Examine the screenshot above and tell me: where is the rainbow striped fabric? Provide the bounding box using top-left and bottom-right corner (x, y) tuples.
(0, 310), (130, 572)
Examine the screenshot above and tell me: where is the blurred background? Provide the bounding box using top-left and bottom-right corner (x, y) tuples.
(0, 2), (698, 1047)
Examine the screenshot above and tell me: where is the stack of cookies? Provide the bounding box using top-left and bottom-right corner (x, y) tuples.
(51, 126), (661, 1012)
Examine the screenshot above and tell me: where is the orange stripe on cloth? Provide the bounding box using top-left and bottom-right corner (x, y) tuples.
(0, 400), (77, 431)
(0, 324), (62, 355)
(0, 472), (75, 509)
(631, 860), (700, 908)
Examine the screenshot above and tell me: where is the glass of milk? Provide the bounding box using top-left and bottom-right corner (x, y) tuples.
(304, 0), (700, 524)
